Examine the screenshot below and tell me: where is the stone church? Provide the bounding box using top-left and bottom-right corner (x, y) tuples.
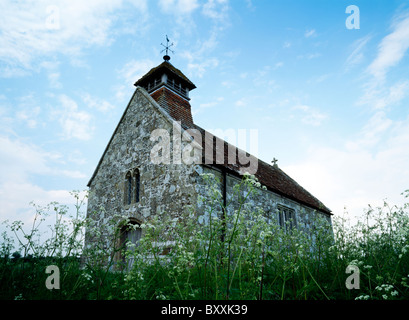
(84, 55), (332, 262)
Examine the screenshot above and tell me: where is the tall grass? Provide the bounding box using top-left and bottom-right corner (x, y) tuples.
(1, 174), (408, 300)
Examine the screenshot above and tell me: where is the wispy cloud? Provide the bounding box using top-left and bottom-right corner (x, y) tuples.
(82, 93), (116, 113)
(235, 98), (247, 107)
(304, 29), (316, 38)
(285, 112), (409, 219)
(293, 105), (327, 126)
(14, 94), (42, 129)
(358, 11), (409, 111)
(159, 0), (199, 15)
(373, 80), (409, 110)
(0, 0), (148, 76)
(53, 95), (94, 141)
(118, 59), (156, 85)
(0, 136), (84, 226)
(367, 11), (409, 82)
(344, 35), (371, 70)
(181, 32), (220, 77)
(297, 53), (321, 60)
(0, 136), (53, 183)
(202, 0), (229, 23)
(283, 41), (291, 48)
(176, 0), (230, 78)
(193, 97), (224, 115)
(347, 111), (393, 150)
(274, 62), (284, 69)
(115, 58), (154, 101)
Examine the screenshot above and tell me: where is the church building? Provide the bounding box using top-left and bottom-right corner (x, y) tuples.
(84, 53), (332, 263)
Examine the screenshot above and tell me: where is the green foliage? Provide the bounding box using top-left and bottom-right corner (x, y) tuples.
(1, 178), (408, 300)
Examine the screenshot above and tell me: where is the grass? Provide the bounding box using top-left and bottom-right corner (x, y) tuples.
(1, 174), (408, 300)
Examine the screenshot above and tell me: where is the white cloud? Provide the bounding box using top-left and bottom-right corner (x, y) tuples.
(53, 95), (94, 141)
(245, 0), (255, 11)
(48, 72), (62, 89)
(283, 41), (291, 48)
(297, 53), (321, 60)
(14, 94), (42, 129)
(359, 79), (409, 111)
(115, 58), (155, 101)
(235, 99), (246, 107)
(60, 170), (87, 179)
(304, 29), (316, 38)
(252, 65), (276, 89)
(118, 59), (155, 86)
(178, 1), (231, 77)
(285, 113), (409, 221)
(159, 0), (199, 15)
(0, 136), (87, 230)
(16, 108), (40, 129)
(181, 29), (220, 77)
(82, 93), (116, 113)
(0, 136), (52, 183)
(367, 12), (409, 82)
(274, 62), (284, 69)
(202, 0), (229, 22)
(0, 0), (149, 76)
(358, 12), (409, 112)
(193, 97), (224, 115)
(187, 57), (219, 78)
(293, 105), (327, 126)
(0, 181), (72, 223)
(344, 35), (371, 70)
(346, 111), (393, 150)
(39, 60), (63, 88)
(373, 80), (409, 110)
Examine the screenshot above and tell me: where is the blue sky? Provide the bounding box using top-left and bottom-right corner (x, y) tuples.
(1, 0), (409, 229)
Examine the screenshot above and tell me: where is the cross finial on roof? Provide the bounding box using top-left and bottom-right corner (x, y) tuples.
(272, 158), (278, 167)
(161, 35), (174, 62)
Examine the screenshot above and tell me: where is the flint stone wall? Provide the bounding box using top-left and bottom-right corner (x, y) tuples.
(195, 166), (332, 234)
(86, 88), (200, 245)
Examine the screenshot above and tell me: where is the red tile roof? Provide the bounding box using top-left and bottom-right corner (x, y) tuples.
(188, 124), (332, 215)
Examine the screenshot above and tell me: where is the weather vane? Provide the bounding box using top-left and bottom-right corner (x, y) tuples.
(161, 35), (174, 62)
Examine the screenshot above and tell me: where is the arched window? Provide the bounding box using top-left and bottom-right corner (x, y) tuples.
(125, 171), (133, 205)
(119, 218), (142, 270)
(134, 169), (140, 203)
(124, 168), (140, 205)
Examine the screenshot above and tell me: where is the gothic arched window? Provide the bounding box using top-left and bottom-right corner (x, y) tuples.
(124, 168), (140, 206)
(125, 171), (133, 205)
(133, 169), (140, 203)
(118, 218), (142, 270)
